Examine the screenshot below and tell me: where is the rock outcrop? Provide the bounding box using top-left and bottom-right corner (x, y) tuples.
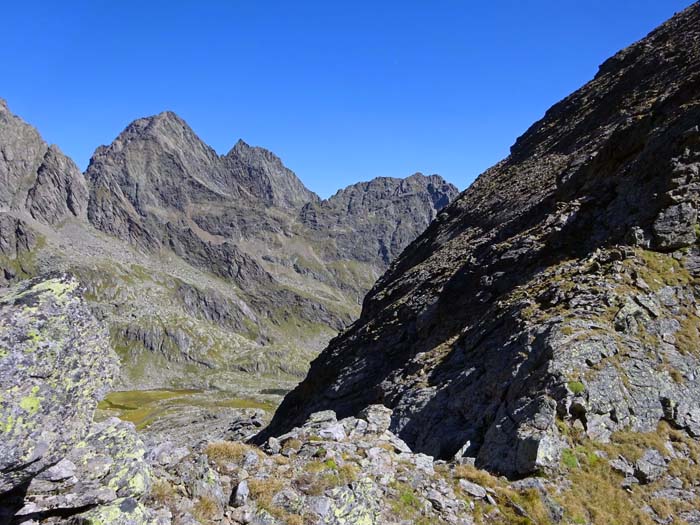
(0, 100), (87, 225)
(0, 275), (117, 494)
(0, 275), (156, 524)
(261, 2), (700, 478)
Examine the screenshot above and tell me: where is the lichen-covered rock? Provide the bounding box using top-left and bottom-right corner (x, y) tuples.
(18, 417), (151, 516)
(67, 497), (153, 525)
(0, 275), (118, 494)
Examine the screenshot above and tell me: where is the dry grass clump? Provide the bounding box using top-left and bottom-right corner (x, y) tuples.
(675, 314), (700, 355)
(281, 438), (303, 455)
(247, 477), (308, 524)
(453, 463), (500, 489)
(192, 495), (219, 524)
(248, 477), (285, 505)
(295, 459), (359, 496)
(204, 441), (262, 468)
(149, 479), (176, 507)
(554, 422), (700, 525)
(452, 465), (551, 525)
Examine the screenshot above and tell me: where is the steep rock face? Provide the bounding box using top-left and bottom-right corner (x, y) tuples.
(261, 3), (700, 477)
(0, 213), (36, 260)
(0, 100), (87, 224)
(225, 139), (319, 210)
(301, 173), (459, 266)
(86, 111), (234, 250)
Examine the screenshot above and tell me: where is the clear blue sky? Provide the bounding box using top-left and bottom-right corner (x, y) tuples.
(0, 1), (693, 198)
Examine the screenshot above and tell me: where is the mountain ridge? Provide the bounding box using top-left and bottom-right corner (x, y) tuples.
(0, 100), (458, 402)
(259, 1), (700, 478)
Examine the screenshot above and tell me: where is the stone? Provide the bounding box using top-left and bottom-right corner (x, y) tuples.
(0, 275), (118, 494)
(635, 449), (667, 484)
(319, 423), (347, 441)
(610, 457), (635, 477)
(358, 405), (393, 434)
(307, 495), (332, 517)
(459, 480), (487, 499)
(232, 480), (249, 507)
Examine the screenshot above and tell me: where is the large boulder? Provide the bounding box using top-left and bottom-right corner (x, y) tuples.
(0, 274), (118, 494)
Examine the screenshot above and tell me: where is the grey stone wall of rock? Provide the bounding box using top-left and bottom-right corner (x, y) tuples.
(0, 275), (117, 495)
(224, 139), (319, 210)
(260, 3), (700, 477)
(0, 275), (158, 524)
(0, 102), (87, 225)
(300, 173), (459, 266)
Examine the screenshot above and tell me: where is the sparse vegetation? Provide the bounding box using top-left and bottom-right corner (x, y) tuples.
(192, 495), (219, 524)
(204, 441), (262, 468)
(149, 479), (176, 507)
(567, 380), (585, 395)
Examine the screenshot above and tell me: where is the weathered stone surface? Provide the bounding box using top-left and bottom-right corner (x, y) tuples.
(0, 213), (35, 256)
(0, 276), (159, 524)
(0, 275), (118, 494)
(634, 448), (667, 484)
(0, 102), (87, 225)
(300, 173), (459, 266)
(18, 417), (151, 518)
(224, 139), (319, 210)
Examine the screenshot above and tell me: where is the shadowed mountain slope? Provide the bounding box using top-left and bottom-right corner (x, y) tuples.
(260, 3), (700, 477)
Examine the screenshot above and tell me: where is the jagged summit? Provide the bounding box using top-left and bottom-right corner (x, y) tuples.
(224, 137), (320, 210)
(0, 98), (458, 397)
(301, 173), (459, 266)
(260, 2), (700, 477)
(0, 100), (87, 224)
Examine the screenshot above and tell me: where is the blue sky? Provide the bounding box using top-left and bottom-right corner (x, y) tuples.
(0, 1), (693, 198)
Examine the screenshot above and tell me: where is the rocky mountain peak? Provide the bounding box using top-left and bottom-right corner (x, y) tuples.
(299, 173), (458, 266)
(0, 101), (87, 225)
(224, 138), (319, 210)
(91, 110), (220, 167)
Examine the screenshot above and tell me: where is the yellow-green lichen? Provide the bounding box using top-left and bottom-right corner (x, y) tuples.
(19, 386), (42, 415)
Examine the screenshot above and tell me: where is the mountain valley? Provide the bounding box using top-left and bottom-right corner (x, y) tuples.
(3, 3), (700, 525)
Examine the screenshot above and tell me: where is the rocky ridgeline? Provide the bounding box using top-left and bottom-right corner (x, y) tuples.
(253, 3), (700, 519)
(0, 97), (457, 394)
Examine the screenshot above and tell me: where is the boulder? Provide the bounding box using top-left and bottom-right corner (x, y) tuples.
(0, 275), (118, 494)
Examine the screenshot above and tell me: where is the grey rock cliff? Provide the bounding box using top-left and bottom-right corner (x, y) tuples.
(260, 3), (700, 477)
(225, 139), (319, 210)
(0, 102), (87, 224)
(301, 173), (458, 266)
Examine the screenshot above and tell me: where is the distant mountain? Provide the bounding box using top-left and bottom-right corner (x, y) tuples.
(302, 173), (456, 266)
(0, 101), (458, 398)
